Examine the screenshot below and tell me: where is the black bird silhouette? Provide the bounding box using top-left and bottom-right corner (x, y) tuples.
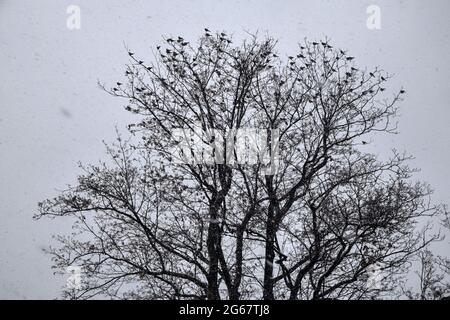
(205, 33), (211, 37)
(138, 60), (144, 64)
(381, 76), (386, 81)
(370, 72), (375, 77)
(340, 50), (346, 55)
(346, 56), (354, 61)
(128, 51), (134, 56)
(275, 253), (288, 264)
(116, 82), (122, 86)
(400, 89), (406, 94)
(156, 45), (161, 50)
(380, 87), (385, 91)
(297, 54), (305, 58)
(351, 67), (358, 71)
(300, 46), (305, 50)
(312, 42), (319, 46)
(166, 38), (174, 43)
(204, 28), (210, 32)
(220, 32), (226, 37)
(362, 141), (368, 145)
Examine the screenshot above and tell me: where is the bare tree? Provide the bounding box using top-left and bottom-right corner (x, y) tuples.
(36, 31), (445, 300)
(401, 249), (450, 300)
(402, 215), (450, 300)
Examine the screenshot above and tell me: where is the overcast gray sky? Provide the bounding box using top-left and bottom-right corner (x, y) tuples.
(0, 0), (449, 299)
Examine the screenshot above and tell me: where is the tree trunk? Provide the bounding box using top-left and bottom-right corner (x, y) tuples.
(263, 202), (275, 300)
(206, 195), (223, 300)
